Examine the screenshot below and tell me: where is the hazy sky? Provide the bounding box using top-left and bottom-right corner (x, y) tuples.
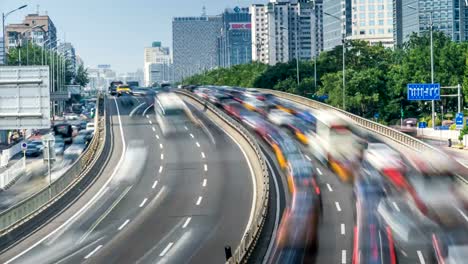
(1, 0), (265, 74)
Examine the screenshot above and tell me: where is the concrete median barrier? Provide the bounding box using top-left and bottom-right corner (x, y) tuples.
(0, 94), (110, 249)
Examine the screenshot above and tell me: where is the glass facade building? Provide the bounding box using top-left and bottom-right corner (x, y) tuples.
(172, 16), (222, 81)
(323, 0), (352, 51)
(218, 8), (252, 68)
(400, 0), (468, 43)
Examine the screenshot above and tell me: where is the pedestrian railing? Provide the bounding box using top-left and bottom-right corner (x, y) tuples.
(177, 90), (270, 264)
(0, 95), (107, 237)
(0, 157), (26, 189)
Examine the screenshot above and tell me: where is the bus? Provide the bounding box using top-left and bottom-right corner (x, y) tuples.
(306, 110), (362, 182)
(53, 123), (73, 144)
(154, 93), (190, 136)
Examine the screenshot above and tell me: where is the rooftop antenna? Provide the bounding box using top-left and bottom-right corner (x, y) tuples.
(202, 5), (206, 17)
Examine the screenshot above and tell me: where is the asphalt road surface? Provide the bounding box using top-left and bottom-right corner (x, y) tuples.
(0, 95), (254, 264)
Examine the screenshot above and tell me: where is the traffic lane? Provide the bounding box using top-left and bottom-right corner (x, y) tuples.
(83, 103), (253, 264)
(0, 96), (125, 264)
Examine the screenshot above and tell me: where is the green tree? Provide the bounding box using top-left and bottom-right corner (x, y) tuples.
(75, 64), (90, 87)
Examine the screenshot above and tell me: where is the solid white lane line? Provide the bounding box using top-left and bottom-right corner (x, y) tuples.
(341, 250), (346, 264)
(202, 179), (207, 187)
(159, 166), (163, 173)
(160, 143), (163, 149)
(196, 142), (200, 148)
(142, 104), (154, 117)
(152, 127), (156, 132)
(327, 183), (333, 192)
(457, 208), (468, 222)
(393, 202), (401, 212)
(84, 245), (103, 259)
(190, 133), (194, 138)
(139, 198), (148, 207)
(184, 126), (188, 130)
(417, 250), (426, 264)
(196, 196), (203, 205)
(5, 98), (127, 264)
(182, 217), (191, 228)
(159, 242), (174, 257)
(149, 120), (152, 124)
(201, 152), (205, 158)
(155, 134), (160, 139)
(305, 155), (312, 161)
(204, 164), (208, 172)
(161, 153), (164, 160)
(129, 102), (146, 117)
(317, 168), (323, 175)
(335, 202), (342, 212)
(152, 180), (158, 189)
(341, 224), (345, 235)
(118, 219), (130, 230)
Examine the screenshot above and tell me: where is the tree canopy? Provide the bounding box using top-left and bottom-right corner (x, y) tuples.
(183, 32), (468, 124)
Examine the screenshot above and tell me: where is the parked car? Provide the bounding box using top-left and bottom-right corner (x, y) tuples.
(54, 136), (65, 156)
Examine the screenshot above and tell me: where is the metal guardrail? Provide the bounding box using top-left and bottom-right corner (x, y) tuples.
(257, 89), (438, 153)
(0, 95), (106, 236)
(176, 90), (270, 264)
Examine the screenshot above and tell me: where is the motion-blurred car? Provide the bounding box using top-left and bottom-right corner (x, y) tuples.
(267, 109), (294, 127)
(28, 140), (44, 152)
(432, 229), (468, 264)
(78, 129), (94, 142)
(242, 97), (267, 115)
(54, 136), (65, 156)
(272, 134), (303, 169)
(116, 85), (132, 96)
(276, 191), (320, 251)
(25, 145), (41, 157)
(207, 91), (232, 106)
(286, 155), (321, 197)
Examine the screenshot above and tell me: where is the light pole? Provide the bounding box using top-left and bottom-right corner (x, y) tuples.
(21, 25), (45, 65)
(2, 5), (28, 65)
(407, 5), (435, 128)
(324, 11), (346, 110)
(280, 22), (300, 86)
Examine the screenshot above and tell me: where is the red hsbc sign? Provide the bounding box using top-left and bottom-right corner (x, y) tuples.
(229, 23), (252, 30)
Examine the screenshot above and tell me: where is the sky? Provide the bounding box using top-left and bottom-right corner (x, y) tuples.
(1, 0), (265, 74)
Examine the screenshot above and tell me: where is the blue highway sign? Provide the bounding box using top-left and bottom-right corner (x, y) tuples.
(407, 83), (440, 101)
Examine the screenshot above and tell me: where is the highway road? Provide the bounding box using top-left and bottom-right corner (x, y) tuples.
(0, 95), (254, 264)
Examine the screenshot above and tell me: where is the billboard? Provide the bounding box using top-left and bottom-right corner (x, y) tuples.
(0, 66), (51, 129)
(229, 22), (251, 30)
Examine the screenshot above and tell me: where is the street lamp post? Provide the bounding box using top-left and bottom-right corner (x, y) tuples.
(407, 5), (435, 128)
(22, 25), (45, 65)
(324, 11), (346, 110)
(280, 23), (300, 85)
(2, 5), (28, 65)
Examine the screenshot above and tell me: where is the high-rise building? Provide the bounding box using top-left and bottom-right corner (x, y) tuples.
(173, 16), (222, 81)
(398, 0), (468, 44)
(393, 0), (403, 47)
(58, 42), (76, 77)
(350, 0), (395, 47)
(312, 0), (324, 58)
(144, 41), (173, 86)
(323, 0), (352, 51)
(250, 0), (319, 65)
(5, 13), (57, 51)
(218, 7), (252, 68)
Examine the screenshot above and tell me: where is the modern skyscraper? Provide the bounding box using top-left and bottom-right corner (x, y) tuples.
(323, 0), (352, 51)
(5, 13), (57, 51)
(350, 0), (395, 47)
(250, 0), (319, 65)
(399, 0), (468, 44)
(144, 41), (172, 86)
(312, 0), (324, 58)
(172, 16), (222, 81)
(218, 7), (252, 68)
